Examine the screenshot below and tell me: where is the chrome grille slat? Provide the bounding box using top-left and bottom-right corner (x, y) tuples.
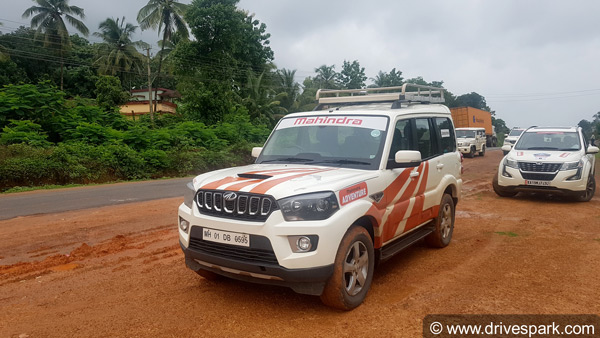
(205, 192), (213, 210)
(249, 196), (260, 215)
(195, 190), (277, 222)
(213, 193), (222, 211)
(237, 195), (248, 214)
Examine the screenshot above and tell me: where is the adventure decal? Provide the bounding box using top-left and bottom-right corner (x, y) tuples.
(340, 182), (368, 206)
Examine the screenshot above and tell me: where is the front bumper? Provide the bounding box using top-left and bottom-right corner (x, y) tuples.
(458, 146), (472, 154)
(177, 202), (353, 295)
(497, 166), (587, 195)
(181, 241), (333, 295)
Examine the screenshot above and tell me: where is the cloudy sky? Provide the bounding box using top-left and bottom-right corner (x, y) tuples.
(1, 0), (600, 128)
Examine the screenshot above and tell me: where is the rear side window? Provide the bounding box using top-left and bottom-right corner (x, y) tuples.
(415, 118), (434, 159)
(434, 118), (456, 153)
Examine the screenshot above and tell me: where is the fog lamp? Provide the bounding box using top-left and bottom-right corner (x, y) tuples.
(179, 218), (190, 233)
(297, 236), (312, 252)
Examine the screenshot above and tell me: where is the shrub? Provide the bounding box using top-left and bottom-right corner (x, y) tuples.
(0, 120), (52, 147)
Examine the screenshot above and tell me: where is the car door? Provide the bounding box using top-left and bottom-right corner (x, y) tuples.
(378, 118), (437, 243)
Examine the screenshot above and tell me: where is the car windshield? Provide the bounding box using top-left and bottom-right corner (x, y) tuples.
(256, 115), (389, 170)
(515, 131), (581, 151)
(456, 130), (476, 138)
(508, 129), (524, 137)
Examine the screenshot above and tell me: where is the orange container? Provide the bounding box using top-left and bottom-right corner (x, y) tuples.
(450, 107), (493, 135)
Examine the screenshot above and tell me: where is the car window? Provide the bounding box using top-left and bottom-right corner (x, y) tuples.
(435, 118), (456, 153)
(415, 118), (433, 159)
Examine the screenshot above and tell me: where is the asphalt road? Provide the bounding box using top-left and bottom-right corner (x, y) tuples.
(0, 177), (192, 220)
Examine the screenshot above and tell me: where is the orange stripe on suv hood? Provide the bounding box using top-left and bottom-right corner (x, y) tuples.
(249, 168), (335, 194)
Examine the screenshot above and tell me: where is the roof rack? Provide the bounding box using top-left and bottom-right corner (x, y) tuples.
(315, 84), (445, 106)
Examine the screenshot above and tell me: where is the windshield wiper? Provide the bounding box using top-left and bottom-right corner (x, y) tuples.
(260, 157), (314, 163)
(525, 147), (559, 150)
(313, 159), (371, 165)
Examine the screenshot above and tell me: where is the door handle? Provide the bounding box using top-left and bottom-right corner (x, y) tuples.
(410, 171), (420, 178)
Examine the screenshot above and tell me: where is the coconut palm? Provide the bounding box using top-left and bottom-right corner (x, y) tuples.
(275, 68), (300, 111)
(22, 0), (89, 90)
(137, 0), (189, 111)
(314, 64), (339, 89)
(93, 17), (146, 81)
(243, 71), (287, 126)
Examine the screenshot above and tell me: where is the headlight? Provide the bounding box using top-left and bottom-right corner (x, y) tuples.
(563, 160), (584, 181)
(184, 182), (195, 208)
(278, 191), (339, 221)
(504, 158), (519, 169)
(560, 160), (581, 171)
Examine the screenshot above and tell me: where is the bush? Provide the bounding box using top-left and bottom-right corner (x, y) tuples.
(0, 120), (52, 147)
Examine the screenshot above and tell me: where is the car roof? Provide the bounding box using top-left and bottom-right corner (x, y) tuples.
(525, 126), (578, 133)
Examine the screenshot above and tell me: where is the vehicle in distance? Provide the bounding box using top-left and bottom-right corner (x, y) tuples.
(177, 84), (463, 310)
(456, 127), (487, 158)
(450, 106), (497, 147)
(493, 126), (598, 202)
(503, 127), (525, 154)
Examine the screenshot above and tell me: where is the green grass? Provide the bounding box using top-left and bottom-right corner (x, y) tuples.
(2, 184), (89, 193)
(1, 175), (193, 194)
(495, 231), (519, 237)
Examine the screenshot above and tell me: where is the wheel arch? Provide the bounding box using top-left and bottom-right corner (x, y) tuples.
(443, 184), (459, 207)
(351, 215), (376, 243)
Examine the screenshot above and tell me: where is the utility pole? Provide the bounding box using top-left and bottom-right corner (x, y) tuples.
(145, 47), (154, 124)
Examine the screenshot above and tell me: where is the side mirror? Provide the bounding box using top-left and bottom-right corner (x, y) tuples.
(586, 146), (599, 154)
(394, 150), (422, 167)
(251, 147), (263, 158)
(501, 144), (512, 152)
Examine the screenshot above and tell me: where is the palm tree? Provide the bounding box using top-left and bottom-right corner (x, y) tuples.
(314, 65), (339, 89)
(93, 17), (146, 81)
(243, 71), (287, 126)
(137, 0), (189, 112)
(371, 71), (387, 88)
(275, 68), (300, 111)
(22, 0), (89, 90)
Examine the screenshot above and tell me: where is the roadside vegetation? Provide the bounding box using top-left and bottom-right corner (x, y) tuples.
(0, 0), (546, 192)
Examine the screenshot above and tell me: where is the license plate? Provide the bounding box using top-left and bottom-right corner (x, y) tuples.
(525, 180), (551, 186)
(202, 228), (249, 247)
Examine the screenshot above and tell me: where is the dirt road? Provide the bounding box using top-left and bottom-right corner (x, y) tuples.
(1, 149), (599, 337)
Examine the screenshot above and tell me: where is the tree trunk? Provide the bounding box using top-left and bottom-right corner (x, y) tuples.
(153, 33), (167, 117)
(60, 50), (64, 91)
(146, 48), (154, 124)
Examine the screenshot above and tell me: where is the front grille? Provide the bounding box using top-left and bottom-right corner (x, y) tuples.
(518, 162), (561, 173)
(521, 172), (558, 180)
(188, 233), (279, 266)
(195, 190), (278, 221)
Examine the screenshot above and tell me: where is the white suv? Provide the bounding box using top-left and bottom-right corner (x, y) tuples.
(503, 127), (525, 155)
(178, 85), (462, 310)
(456, 127), (486, 158)
(494, 126), (598, 201)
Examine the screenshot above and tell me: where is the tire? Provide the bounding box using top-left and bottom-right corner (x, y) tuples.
(479, 145), (486, 157)
(492, 171), (517, 197)
(502, 150), (509, 156)
(575, 175), (595, 202)
(195, 269), (222, 281)
(320, 226), (375, 310)
(467, 146), (475, 158)
(425, 194), (455, 248)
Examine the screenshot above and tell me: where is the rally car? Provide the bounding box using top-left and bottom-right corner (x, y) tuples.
(493, 126), (598, 201)
(178, 85), (462, 310)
